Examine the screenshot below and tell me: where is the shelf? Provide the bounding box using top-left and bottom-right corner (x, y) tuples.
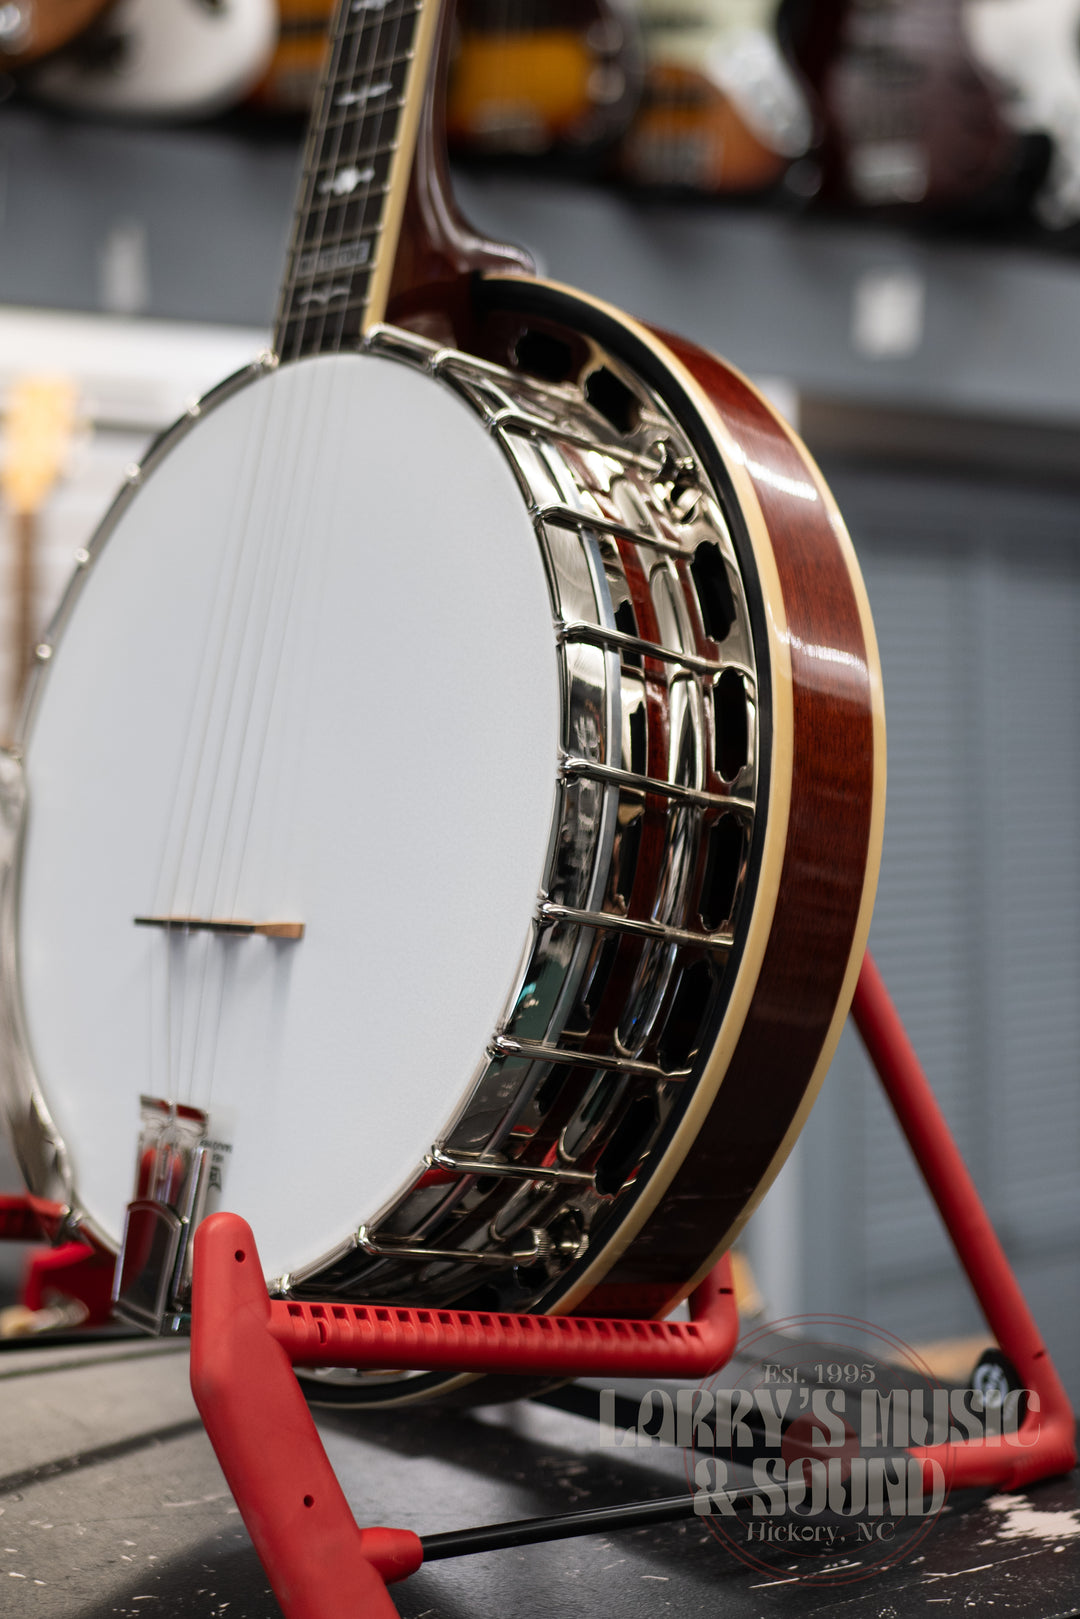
(2, 102), (1080, 441)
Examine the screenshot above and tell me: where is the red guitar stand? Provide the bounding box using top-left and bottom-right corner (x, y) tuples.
(185, 951), (1076, 1618)
(0, 1196), (115, 1335)
(1, 951), (1076, 1618)
(850, 953), (1076, 1493)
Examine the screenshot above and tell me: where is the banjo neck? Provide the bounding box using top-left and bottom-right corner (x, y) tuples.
(273, 0), (532, 362)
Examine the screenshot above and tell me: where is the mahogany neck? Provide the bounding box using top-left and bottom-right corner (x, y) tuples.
(273, 0), (532, 362)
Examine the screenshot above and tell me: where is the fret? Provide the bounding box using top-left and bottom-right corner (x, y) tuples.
(273, 0), (427, 358)
(296, 181), (395, 248)
(285, 285), (385, 321)
(341, 0), (419, 29)
(277, 284), (374, 360)
(331, 25), (416, 88)
(312, 134), (400, 170)
(326, 55), (412, 121)
(293, 237), (375, 280)
(299, 217), (389, 253)
(333, 46), (416, 94)
(307, 115), (405, 182)
(321, 92), (409, 134)
(310, 143), (395, 196)
(298, 185), (390, 250)
(333, 4), (419, 59)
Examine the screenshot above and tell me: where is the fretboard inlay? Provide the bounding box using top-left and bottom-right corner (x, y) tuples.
(274, 0), (424, 361)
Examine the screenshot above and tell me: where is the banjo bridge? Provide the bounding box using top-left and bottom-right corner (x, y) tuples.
(134, 916), (305, 940)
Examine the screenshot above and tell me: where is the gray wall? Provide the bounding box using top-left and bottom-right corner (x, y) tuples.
(0, 106), (1076, 1386)
(795, 462), (1080, 1402)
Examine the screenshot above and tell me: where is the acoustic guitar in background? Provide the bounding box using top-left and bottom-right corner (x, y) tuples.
(797, 0), (1025, 214)
(964, 0), (1080, 230)
(0, 0), (105, 70)
(27, 0), (277, 119)
(0, 376), (77, 740)
(247, 0), (332, 114)
(249, 0), (641, 161)
(446, 0), (641, 162)
(616, 0), (816, 196)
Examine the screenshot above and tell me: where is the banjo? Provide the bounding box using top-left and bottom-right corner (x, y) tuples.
(0, 0), (884, 1405)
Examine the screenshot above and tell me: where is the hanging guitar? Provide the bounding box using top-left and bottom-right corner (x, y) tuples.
(804, 0), (1021, 212)
(0, 0), (884, 1407)
(964, 0), (1080, 229)
(617, 0), (815, 194)
(445, 0), (641, 162)
(247, 0), (334, 114)
(0, 0), (107, 70)
(28, 0), (277, 119)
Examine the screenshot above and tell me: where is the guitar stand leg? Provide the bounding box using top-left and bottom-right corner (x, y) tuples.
(189, 1214), (739, 1619)
(0, 1195), (115, 1337)
(851, 950), (1077, 1490)
(188, 948), (1077, 1618)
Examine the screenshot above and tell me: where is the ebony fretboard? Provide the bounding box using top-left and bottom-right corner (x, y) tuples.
(273, 0), (429, 362)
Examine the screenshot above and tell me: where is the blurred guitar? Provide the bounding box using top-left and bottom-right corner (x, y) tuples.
(965, 0), (1080, 227)
(246, 0), (332, 114)
(250, 0), (641, 149)
(617, 0), (814, 193)
(29, 0), (276, 119)
(0, 376), (77, 730)
(446, 0), (641, 160)
(807, 0), (1020, 210)
(0, 0), (105, 70)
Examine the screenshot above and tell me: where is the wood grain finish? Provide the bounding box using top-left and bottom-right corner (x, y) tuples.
(370, 0), (883, 1319)
(267, 0), (882, 1341)
(384, 0), (533, 342)
(580, 328), (879, 1311)
(462, 281), (883, 1323)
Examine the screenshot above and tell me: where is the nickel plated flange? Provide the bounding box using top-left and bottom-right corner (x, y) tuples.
(0, 321), (764, 1358)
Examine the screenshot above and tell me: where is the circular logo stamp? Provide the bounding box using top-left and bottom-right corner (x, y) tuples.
(683, 1315), (953, 1585)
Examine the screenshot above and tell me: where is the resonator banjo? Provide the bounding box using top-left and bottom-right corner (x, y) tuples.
(0, 0), (884, 1404)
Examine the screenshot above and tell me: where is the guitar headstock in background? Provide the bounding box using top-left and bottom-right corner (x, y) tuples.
(0, 374), (78, 725)
(790, 0), (1029, 215)
(615, 0), (815, 194)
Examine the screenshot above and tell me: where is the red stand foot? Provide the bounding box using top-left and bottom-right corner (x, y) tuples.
(0, 1195), (115, 1336)
(190, 1213), (739, 1619)
(852, 951), (1077, 1490)
(0, 1193), (65, 1243)
(22, 1242), (116, 1326)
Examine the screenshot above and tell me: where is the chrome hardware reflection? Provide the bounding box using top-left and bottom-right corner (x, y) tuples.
(113, 1095), (210, 1333)
(429, 1146), (596, 1187)
(0, 328), (762, 1325)
(490, 1033), (690, 1082)
(356, 1224), (555, 1267)
(279, 328), (763, 1311)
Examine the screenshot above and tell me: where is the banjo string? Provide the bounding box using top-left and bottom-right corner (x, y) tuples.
(155, 2), (362, 1100)
(299, 0), (384, 364)
(189, 359), (338, 1112)
(181, 1), (380, 1105)
(161, 356), (312, 1104)
(173, 360), (321, 1106)
(148, 372), (280, 1103)
(150, 0), (399, 1114)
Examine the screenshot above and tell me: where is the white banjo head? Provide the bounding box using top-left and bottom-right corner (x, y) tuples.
(16, 352), (560, 1281)
(6, 321), (773, 1352)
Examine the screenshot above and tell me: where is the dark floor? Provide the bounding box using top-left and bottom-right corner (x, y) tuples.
(0, 1330), (1077, 1619)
